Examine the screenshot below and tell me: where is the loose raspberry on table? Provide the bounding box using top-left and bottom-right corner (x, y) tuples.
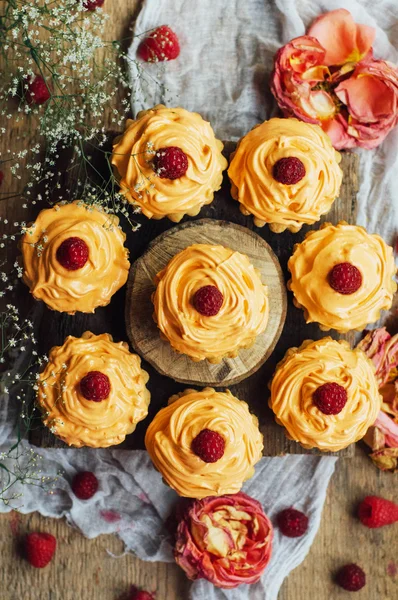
(153, 146), (188, 180)
(80, 371), (110, 401)
(56, 237), (89, 271)
(313, 382), (347, 415)
(328, 262), (362, 295)
(277, 508), (308, 538)
(25, 75), (51, 106)
(272, 157), (306, 185)
(358, 495), (398, 528)
(336, 564), (366, 592)
(137, 25), (180, 62)
(191, 429), (225, 463)
(25, 532), (56, 568)
(129, 590), (155, 600)
(83, 0), (105, 10)
(72, 471), (99, 500)
(193, 285), (224, 316)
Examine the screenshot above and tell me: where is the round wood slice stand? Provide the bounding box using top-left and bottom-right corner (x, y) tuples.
(125, 218), (287, 387)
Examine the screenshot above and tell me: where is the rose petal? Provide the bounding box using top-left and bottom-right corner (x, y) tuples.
(322, 114), (357, 149)
(336, 76), (395, 122)
(308, 8), (375, 66)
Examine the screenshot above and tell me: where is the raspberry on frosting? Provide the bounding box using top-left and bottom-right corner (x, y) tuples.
(56, 237), (89, 271)
(153, 146), (188, 180)
(80, 371), (110, 401)
(272, 157), (306, 185)
(137, 25), (180, 62)
(328, 262), (362, 295)
(313, 382), (347, 415)
(193, 285), (224, 316)
(191, 429), (226, 463)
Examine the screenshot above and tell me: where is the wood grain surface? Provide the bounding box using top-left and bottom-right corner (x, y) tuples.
(126, 218), (287, 387)
(1, 2), (396, 600)
(30, 148), (358, 458)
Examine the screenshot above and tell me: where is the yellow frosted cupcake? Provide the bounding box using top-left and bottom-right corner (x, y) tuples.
(37, 332), (150, 448)
(112, 105), (227, 222)
(228, 118), (342, 232)
(288, 222), (397, 333)
(21, 201), (130, 314)
(145, 388), (263, 498)
(152, 243), (269, 363)
(269, 338), (382, 452)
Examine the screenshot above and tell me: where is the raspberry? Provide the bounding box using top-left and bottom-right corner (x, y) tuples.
(313, 382), (347, 415)
(25, 75), (51, 105)
(328, 262), (362, 295)
(153, 146), (188, 180)
(72, 471), (99, 500)
(277, 508), (308, 538)
(193, 285), (224, 316)
(191, 429), (225, 463)
(137, 25), (180, 62)
(129, 590), (155, 600)
(25, 532), (56, 568)
(56, 237), (89, 271)
(80, 371), (110, 401)
(83, 0), (105, 10)
(358, 495), (398, 528)
(336, 564), (366, 592)
(272, 157), (306, 185)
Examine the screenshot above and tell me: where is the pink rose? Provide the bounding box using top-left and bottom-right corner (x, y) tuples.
(270, 9), (398, 149)
(174, 492), (273, 589)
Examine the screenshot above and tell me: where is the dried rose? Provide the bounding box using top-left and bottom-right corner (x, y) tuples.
(174, 492), (273, 589)
(370, 447), (398, 473)
(357, 328), (398, 387)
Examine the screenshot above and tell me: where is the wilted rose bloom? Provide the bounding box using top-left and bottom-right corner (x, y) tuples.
(270, 8), (398, 149)
(174, 492), (273, 589)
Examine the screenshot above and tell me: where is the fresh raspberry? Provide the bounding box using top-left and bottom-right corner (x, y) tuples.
(193, 285), (224, 317)
(328, 262), (362, 295)
(358, 495), (398, 528)
(72, 471), (99, 500)
(336, 564), (366, 592)
(25, 75), (51, 105)
(25, 532), (56, 568)
(129, 590), (155, 600)
(313, 382), (347, 415)
(153, 146), (188, 180)
(83, 0), (105, 10)
(277, 508), (309, 538)
(80, 371), (110, 401)
(137, 25), (180, 62)
(191, 429), (225, 463)
(272, 157), (306, 185)
(56, 237), (89, 271)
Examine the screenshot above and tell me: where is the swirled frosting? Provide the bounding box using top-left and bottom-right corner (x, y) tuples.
(37, 332), (150, 448)
(111, 105), (228, 222)
(228, 118), (343, 232)
(288, 222), (397, 332)
(21, 201), (130, 314)
(145, 388), (263, 498)
(152, 244), (269, 362)
(269, 338), (382, 452)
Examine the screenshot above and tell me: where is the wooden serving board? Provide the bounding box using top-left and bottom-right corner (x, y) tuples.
(30, 142), (359, 456)
(126, 219), (287, 387)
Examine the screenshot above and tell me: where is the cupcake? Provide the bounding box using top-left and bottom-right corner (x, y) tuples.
(21, 201), (130, 314)
(145, 388), (263, 498)
(228, 118), (342, 232)
(111, 105), (227, 222)
(152, 243), (269, 362)
(37, 332), (150, 448)
(288, 222), (397, 332)
(269, 337), (382, 452)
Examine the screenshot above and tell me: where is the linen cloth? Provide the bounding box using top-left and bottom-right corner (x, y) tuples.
(1, 1), (397, 599)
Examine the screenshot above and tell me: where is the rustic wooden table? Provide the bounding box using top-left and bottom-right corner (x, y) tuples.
(0, 2), (397, 599)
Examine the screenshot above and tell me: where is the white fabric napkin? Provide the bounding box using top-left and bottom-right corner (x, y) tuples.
(1, 1), (397, 599)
